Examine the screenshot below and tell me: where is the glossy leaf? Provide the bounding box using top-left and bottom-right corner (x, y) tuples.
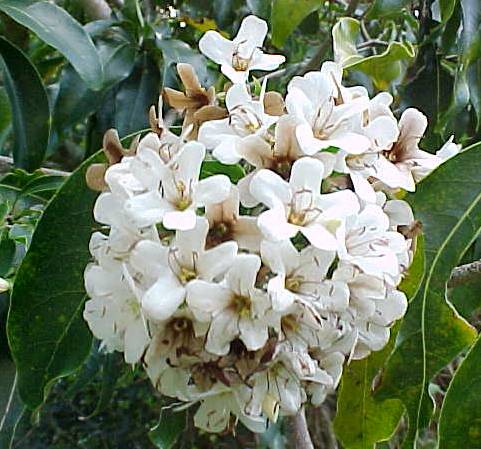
(367, 0), (411, 19)
(115, 54), (160, 137)
(271, 0), (321, 48)
(333, 239), (424, 449)
(157, 38), (210, 87)
(332, 18), (415, 90)
(438, 333), (481, 449)
(449, 278), (481, 319)
(334, 340), (404, 449)
(440, 0), (457, 22)
(7, 151), (105, 409)
(0, 363), (24, 449)
(376, 144), (481, 447)
(0, 0), (104, 90)
(200, 160), (245, 184)
(149, 411), (186, 449)
(0, 37), (50, 171)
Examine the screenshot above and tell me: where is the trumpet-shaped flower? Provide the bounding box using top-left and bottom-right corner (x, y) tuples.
(250, 157), (359, 250)
(199, 15), (285, 83)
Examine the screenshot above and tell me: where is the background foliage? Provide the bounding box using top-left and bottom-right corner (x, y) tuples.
(1, 1), (481, 448)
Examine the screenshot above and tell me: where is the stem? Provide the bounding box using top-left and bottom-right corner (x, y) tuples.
(448, 260), (481, 288)
(289, 408), (314, 449)
(0, 155), (70, 177)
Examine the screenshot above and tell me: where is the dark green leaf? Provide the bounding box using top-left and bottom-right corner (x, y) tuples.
(376, 144), (481, 447)
(271, 0), (321, 48)
(149, 410), (186, 449)
(157, 38), (210, 87)
(0, 232), (15, 278)
(440, 0), (458, 23)
(0, 37), (50, 171)
(460, 0), (481, 63)
(6, 151), (105, 409)
(438, 333), (481, 449)
(53, 65), (104, 132)
(0, 363), (25, 449)
(0, 88), (11, 140)
(334, 337), (404, 449)
(0, 0), (104, 90)
(115, 54), (160, 137)
(367, 0), (411, 19)
(449, 278), (481, 318)
(200, 160), (245, 183)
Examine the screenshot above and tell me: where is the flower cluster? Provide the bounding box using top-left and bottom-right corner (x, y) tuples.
(84, 15), (459, 433)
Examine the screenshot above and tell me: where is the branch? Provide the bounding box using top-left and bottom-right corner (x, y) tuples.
(345, 0), (360, 16)
(448, 260), (481, 288)
(288, 408), (314, 449)
(0, 155), (70, 177)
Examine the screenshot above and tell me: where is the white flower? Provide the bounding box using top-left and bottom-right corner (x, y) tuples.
(124, 141), (231, 231)
(194, 386), (267, 433)
(187, 254), (271, 355)
(250, 157), (359, 250)
(198, 82), (278, 164)
(306, 352), (344, 405)
(129, 217), (237, 321)
(205, 185), (262, 252)
(336, 204), (407, 280)
(261, 239), (339, 311)
(83, 233), (150, 363)
(199, 15), (285, 83)
(286, 64), (370, 156)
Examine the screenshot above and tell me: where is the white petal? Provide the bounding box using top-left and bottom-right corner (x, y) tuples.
(239, 317), (268, 351)
(186, 280), (231, 321)
(257, 207), (298, 241)
(163, 209), (197, 231)
(130, 240), (168, 279)
(199, 30), (233, 65)
(142, 276), (185, 321)
(195, 175), (231, 206)
(289, 157), (324, 193)
(197, 241), (238, 280)
(206, 309), (240, 355)
(236, 15), (268, 50)
(351, 172), (376, 204)
(226, 254), (261, 297)
(249, 169), (291, 209)
(123, 319), (149, 364)
(301, 223), (338, 251)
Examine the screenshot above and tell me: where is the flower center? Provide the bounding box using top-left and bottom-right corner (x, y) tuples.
(179, 266), (197, 284)
(174, 180), (193, 211)
(232, 53), (250, 71)
(285, 276), (302, 292)
(231, 294), (251, 317)
(230, 105), (262, 137)
(281, 314), (300, 333)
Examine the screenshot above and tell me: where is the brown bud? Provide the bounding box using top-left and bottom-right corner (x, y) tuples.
(264, 91), (285, 116)
(85, 163), (108, 191)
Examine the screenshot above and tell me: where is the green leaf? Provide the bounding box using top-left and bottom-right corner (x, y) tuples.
(332, 18), (415, 90)
(115, 54), (160, 137)
(333, 240), (424, 449)
(271, 0), (321, 48)
(460, 0), (481, 64)
(0, 0), (104, 90)
(149, 411), (186, 449)
(53, 65), (104, 132)
(332, 18), (362, 67)
(0, 88), (11, 139)
(349, 42), (416, 89)
(440, 0), (458, 22)
(449, 278), (481, 318)
(156, 39), (210, 87)
(438, 333), (481, 449)
(367, 0), (411, 19)
(0, 363), (25, 449)
(376, 144), (481, 447)
(334, 338), (404, 449)
(6, 151), (105, 409)
(200, 160), (245, 184)
(0, 37), (50, 171)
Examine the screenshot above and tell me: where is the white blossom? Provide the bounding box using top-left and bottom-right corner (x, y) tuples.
(199, 15), (285, 83)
